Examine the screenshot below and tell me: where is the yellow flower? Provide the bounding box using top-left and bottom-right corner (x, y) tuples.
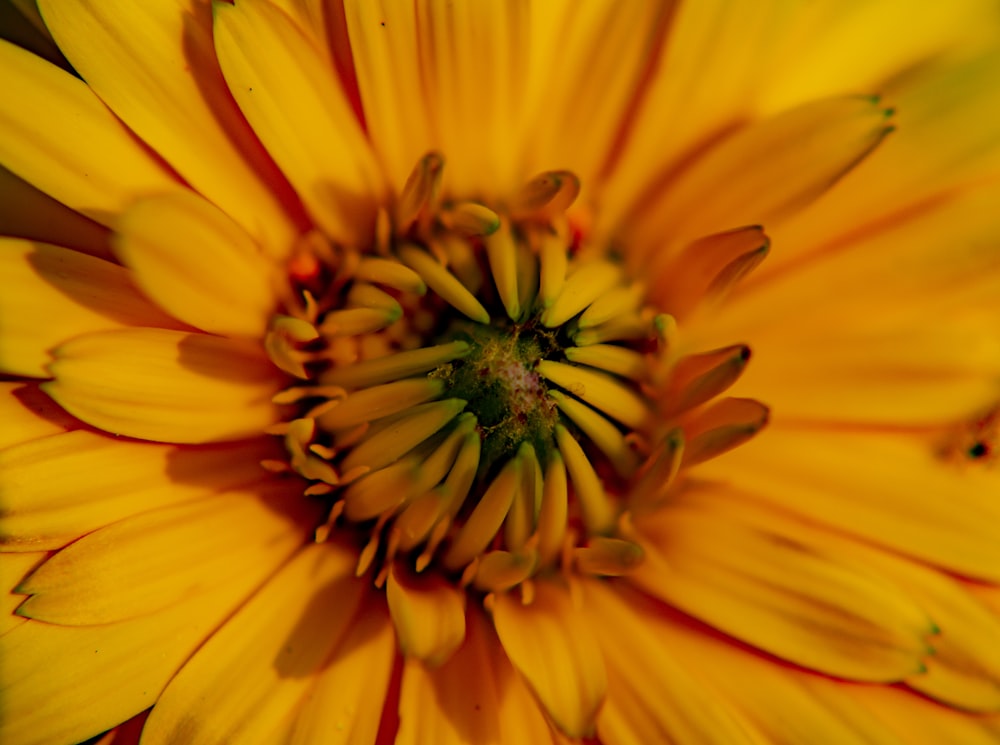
(3, 0), (1000, 743)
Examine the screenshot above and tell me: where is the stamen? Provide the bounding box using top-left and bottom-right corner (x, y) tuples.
(541, 259), (625, 328)
(439, 202), (501, 237)
(323, 341), (470, 388)
(564, 344), (647, 380)
(681, 397), (770, 466)
(574, 537), (644, 576)
(396, 151), (445, 230)
(319, 306), (401, 336)
(354, 256), (428, 295)
(537, 230), (569, 308)
(537, 360), (650, 428)
(549, 390), (639, 478)
(577, 282), (645, 329)
(485, 221), (522, 320)
(509, 170), (581, 219)
(535, 451), (569, 566)
(443, 455), (521, 571)
(397, 244), (491, 323)
(318, 378), (445, 430)
(555, 424), (616, 535)
(664, 344), (752, 415)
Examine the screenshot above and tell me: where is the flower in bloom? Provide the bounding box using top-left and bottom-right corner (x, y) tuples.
(3, 0), (1000, 743)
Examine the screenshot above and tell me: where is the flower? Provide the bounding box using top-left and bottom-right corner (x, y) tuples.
(3, 0), (1000, 743)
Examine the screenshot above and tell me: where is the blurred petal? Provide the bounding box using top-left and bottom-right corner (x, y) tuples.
(114, 192), (279, 338)
(0, 240), (182, 378)
(214, 0), (384, 245)
(38, 0), (306, 256)
(142, 542), (366, 745)
(493, 581), (606, 737)
(0, 381), (80, 450)
(43, 328), (281, 443)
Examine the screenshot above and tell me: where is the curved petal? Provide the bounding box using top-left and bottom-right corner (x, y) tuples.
(0, 430), (282, 550)
(2, 552), (44, 637)
(38, 0), (306, 257)
(585, 581), (770, 745)
(850, 686), (1000, 745)
(0, 381), (80, 451)
(15, 480), (317, 624)
(397, 607), (551, 745)
(141, 542), (367, 745)
(214, 0), (384, 246)
(113, 192), (279, 338)
(43, 328), (282, 443)
(0, 522), (299, 745)
(0, 38), (184, 227)
(0, 165), (110, 258)
(288, 596), (396, 745)
(386, 564), (466, 666)
(492, 581), (606, 738)
(631, 502), (935, 682)
(694, 426), (1000, 582)
(0, 239), (183, 378)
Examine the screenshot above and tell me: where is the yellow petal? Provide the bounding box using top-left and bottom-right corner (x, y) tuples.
(585, 581), (768, 745)
(113, 192), (278, 338)
(602, 582), (903, 745)
(214, 0), (384, 246)
(492, 581), (606, 737)
(849, 686), (1000, 745)
(0, 239), (182, 378)
(632, 502), (935, 682)
(43, 328), (281, 443)
(0, 527), (297, 745)
(626, 96), (892, 256)
(0, 382), (80, 450)
(0, 38), (183, 227)
(695, 425), (1000, 581)
(38, 0), (303, 257)
(387, 564), (466, 666)
(141, 542), (367, 745)
(342, 0), (435, 189)
(0, 164), (109, 258)
(1, 551), (44, 637)
(397, 608), (551, 745)
(0, 431), (281, 550)
(288, 596), (396, 745)
(16, 481), (316, 624)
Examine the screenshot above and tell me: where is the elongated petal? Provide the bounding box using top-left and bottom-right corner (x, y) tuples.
(0, 382), (80, 450)
(114, 192), (278, 337)
(605, 583), (904, 745)
(288, 597), (396, 745)
(0, 39), (183, 227)
(397, 608), (551, 745)
(632, 503), (935, 681)
(16, 482), (317, 624)
(626, 96), (892, 255)
(585, 581), (769, 745)
(214, 0), (384, 245)
(1, 552), (44, 637)
(142, 542), (367, 745)
(0, 431), (281, 550)
(850, 686), (1000, 745)
(43, 328), (281, 443)
(0, 525), (298, 745)
(38, 0), (304, 256)
(0, 240), (182, 378)
(695, 425), (1000, 581)
(493, 581), (606, 737)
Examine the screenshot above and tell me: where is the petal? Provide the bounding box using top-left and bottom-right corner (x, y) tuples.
(850, 686), (1000, 745)
(397, 608), (551, 745)
(288, 596), (396, 745)
(584, 581), (769, 745)
(141, 542), (367, 745)
(631, 501), (935, 682)
(43, 328), (281, 443)
(0, 528), (296, 745)
(0, 382), (80, 451)
(624, 96), (893, 258)
(113, 192), (279, 338)
(694, 425), (1000, 581)
(387, 564), (466, 666)
(341, 0), (435, 189)
(16, 481), (317, 624)
(214, 0), (384, 246)
(492, 581), (606, 737)
(0, 38), (183, 227)
(0, 430), (281, 550)
(0, 239), (182, 378)
(606, 584), (904, 745)
(1, 552), (44, 637)
(0, 164), (110, 258)
(38, 0), (305, 257)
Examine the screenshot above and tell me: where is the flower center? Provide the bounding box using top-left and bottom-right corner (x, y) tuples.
(263, 154), (766, 593)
